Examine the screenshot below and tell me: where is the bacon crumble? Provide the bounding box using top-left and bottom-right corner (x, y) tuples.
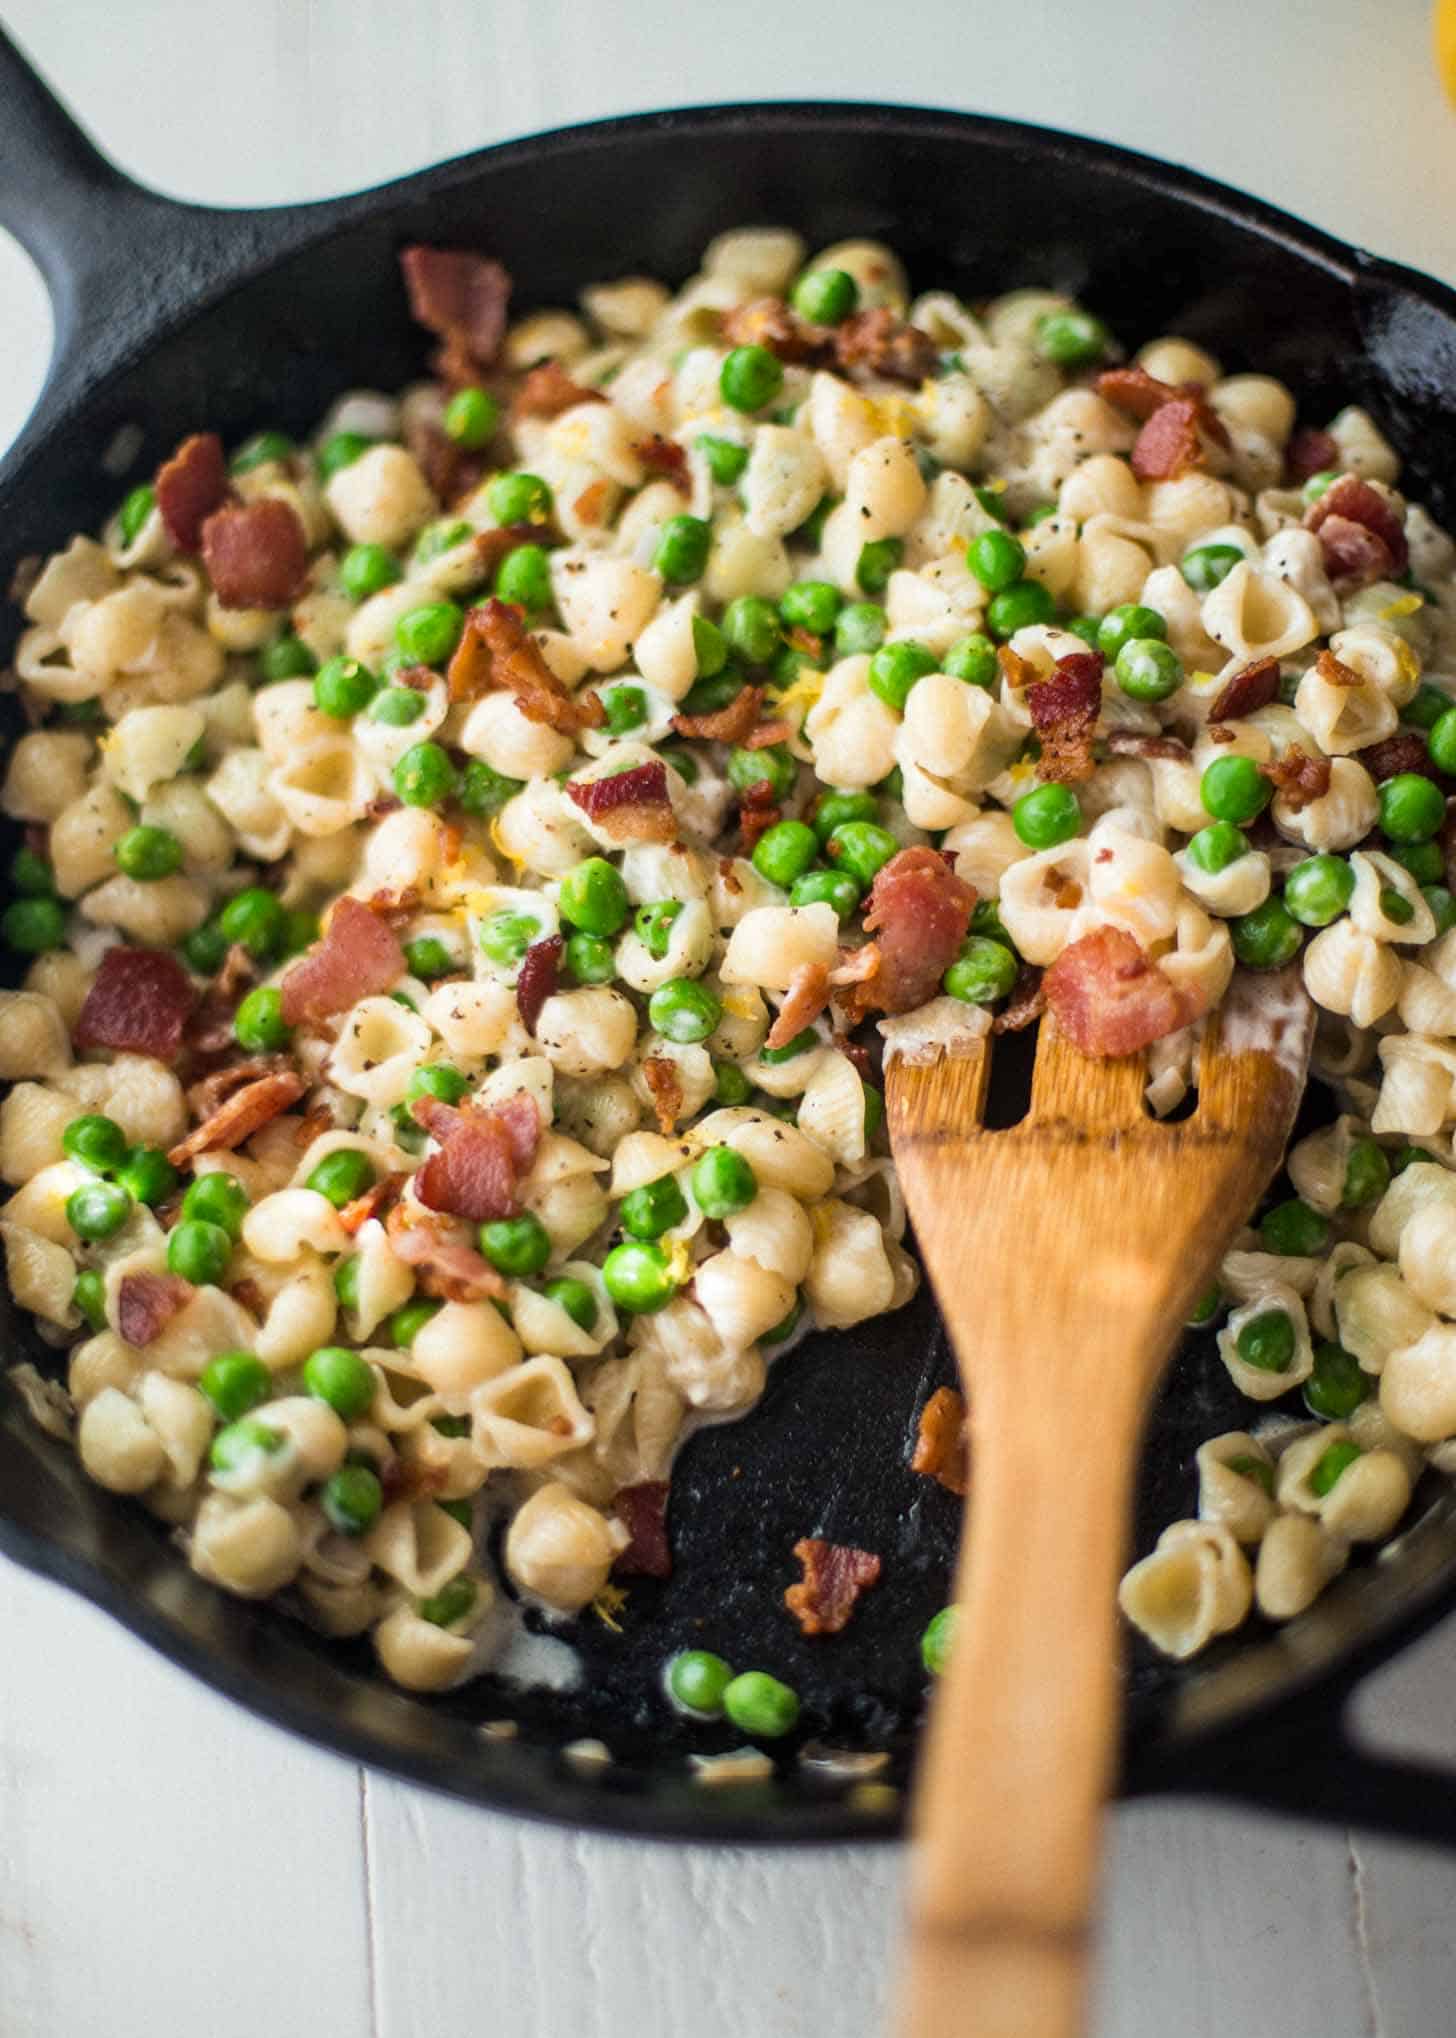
(1303, 474), (1409, 587)
(201, 497), (310, 611)
(670, 683), (765, 745)
(74, 948), (195, 1062)
(1043, 926), (1190, 1058)
(410, 1092), (541, 1223)
(841, 847), (975, 1019)
(992, 963), (1047, 1034)
(612, 1482), (672, 1578)
(155, 432), (228, 551)
(785, 1538), (883, 1636)
(116, 1271), (194, 1349)
(642, 1057), (684, 1135)
(167, 1069), (307, 1168)
(1207, 655), (1280, 725)
(911, 1385), (970, 1496)
(1259, 746), (1332, 811)
(516, 933), (563, 1035)
(634, 435), (690, 492)
(509, 359), (607, 423)
(280, 895), (406, 1028)
(448, 597), (605, 732)
(399, 244), (512, 376)
(1028, 651), (1103, 784)
(765, 961), (832, 1051)
(385, 1203), (508, 1302)
(565, 760), (676, 844)
(1285, 426), (1340, 486)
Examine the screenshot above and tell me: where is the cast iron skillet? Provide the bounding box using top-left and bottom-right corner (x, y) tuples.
(7, 29), (1456, 1847)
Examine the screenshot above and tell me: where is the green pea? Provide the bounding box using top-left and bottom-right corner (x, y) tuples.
(602, 1239), (678, 1313)
(943, 633), (999, 689)
(496, 541), (554, 613)
(648, 978), (722, 1044)
(485, 469), (552, 525)
(564, 931), (615, 984)
(696, 434), (749, 485)
(811, 790), (877, 844)
(1305, 1342), (1371, 1422)
(393, 741), (457, 810)
(867, 639), (937, 711)
(1236, 1309), (1296, 1373)
(1013, 783), (1081, 849)
(459, 758), (523, 817)
(720, 345), (784, 413)
(388, 1299), (442, 1348)
(301, 1344), (376, 1421)
(986, 580), (1056, 638)
(1023, 504), (1058, 528)
(791, 266), (858, 324)
(219, 886), (285, 959)
(1309, 1439), (1363, 1498)
(968, 528), (1027, 594)
(477, 1211), (551, 1277)
(1388, 840), (1444, 885)
(619, 1174), (689, 1240)
(557, 857), (627, 938)
(1065, 614), (1103, 648)
(691, 1146), (757, 1219)
(719, 594), (780, 667)
(1, 897), (65, 952)
(209, 1416), (285, 1477)
(1342, 1137), (1390, 1210)
(317, 430), (373, 480)
(1404, 685), (1452, 733)
(115, 1146), (178, 1208)
(328, 1255), (361, 1315)
(62, 1113), (129, 1174)
(679, 668), (746, 718)
(9, 847), (54, 897)
(258, 634), (316, 684)
(1114, 638), (1183, 702)
(759, 1026), (817, 1065)
(167, 1218), (231, 1285)
(658, 745), (699, 786)
(418, 1575), (477, 1628)
(1424, 885), (1456, 936)
(825, 820), (898, 885)
(1097, 604), (1167, 660)
(601, 683), (647, 736)
(313, 654), (378, 719)
(752, 819), (819, 887)
(1180, 543), (1246, 592)
(1201, 754), (1272, 825)
(1034, 309), (1109, 366)
(1283, 853), (1356, 927)
(653, 514), (711, 585)
(444, 385), (501, 448)
(1260, 1198), (1330, 1258)
(789, 868), (862, 919)
(542, 1276), (598, 1332)
(181, 1172), (249, 1238)
(479, 910), (541, 967)
(973, 485), (1011, 525)
(943, 937), (1018, 1005)
(682, 618), (727, 686)
(1380, 884), (1417, 928)
(713, 1061), (752, 1107)
(728, 743), (796, 803)
(114, 823), (184, 885)
(1426, 707), (1456, 776)
(634, 900), (683, 960)
(339, 543), (402, 601)
(1185, 822), (1249, 876)
(406, 1065), (469, 1109)
(856, 538), (902, 594)
(370, 689), (428, 735)
(781, 580), (841, 634)
(1187, 1284), (1223, 1328)
(1378, 771), (1445, 844)
(1230, 898), (1302, 969)
(395, 601), (464, 667)
(117, 483), (156, 547)
(1227, 1453), (1275, 1496)
(1391, 1145), (1437, 1176)
(762, 1294), (802, 1343)
(921, 1606), (959, 1676)
(1301, 470), (1338, 504)
(834, 602), (886, 657)
(970, 899), (1011, 945)
(403, 936), (455, 981)
(72, 1269), (107, 1334)
(233, 987), (292, 1054)
(319, 1463), (381, 1537)
(66, 1179), (131, 1242)
(182, 919), (229, 975)
(722, 1670), (800, 1739)
(230, 429), (295, 475)
(307, 1149), (376, 1209)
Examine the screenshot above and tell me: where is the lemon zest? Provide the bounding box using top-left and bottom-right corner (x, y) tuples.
(768, 669), (825, 718)
(1381, 592), (1424, 622)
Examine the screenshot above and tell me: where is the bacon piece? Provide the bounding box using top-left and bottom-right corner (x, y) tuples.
(1259, 746), (1332, 811)
(720, 296), (826, 363)
(404, 415), (486, 508)
(997, 644), (1038, 690)
(910, 1385), (969, 1496)
(738, 783), (782, 853)
(1315, 649), (1363, 689)
(1043, 926), (1188, 1057)
(612, 1482), (672, 1578)
(362, 883), (422, 926)
(1356, 730), (1444, 787)
(338, 1173), (404, 1236)
(155, 432), (227, 551)
(834, 307), (939, 386)
(1028, 651), (1103, 785)
(399, 244), (511, 372)
(1207, 655), (1280, 725)
(516, 933), (563, 1036)
(75, 947), (195, 1062)
(279, 895), (405, 1028)
(385, 1203), (508, 1302)
(765, 962), (831, 1051)
(642, 1057), (684, 1135)
(448, 598), (604, 731)
(167, 1069), (307, 1168)
(186, 947), (258, 1056)
(993, 963), (1046, 1035)
(1096, 365), (1180, 421)
(1106, 729), (1191, 763)
(1304, 474), (1408, 586)
(410, 1092), (540, 1222)
(509, 358), (606, 423)
(832, 1030), (873, 1080)
(201, 498), (309, 610)
(452, 525), (539, 582)
(116, 1271), (193, 1348)
(847, 847), (977, 1019)
(186, 1054), (292, 1120)
(670, 683), (765, 745)
(634, 435), (690, 492)
(573, 478), (612, 527)
(785, 1538), (883, 1637)
(1130, 398), (1209, 481)
(566, 760), (676, 845)
(1285, 426), (1340, 486)
(744, 717), (793, 750)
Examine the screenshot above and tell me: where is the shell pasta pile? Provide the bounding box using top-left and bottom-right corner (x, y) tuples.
(4, 224), (1456, 1708)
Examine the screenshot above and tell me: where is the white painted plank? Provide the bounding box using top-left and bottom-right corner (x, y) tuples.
(0, 1559), (375, 2038)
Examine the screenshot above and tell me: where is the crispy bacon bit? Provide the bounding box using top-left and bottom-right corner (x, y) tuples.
(834, 307), (939, 386)
(362, 883), (423, 926)
(1205, 725), (1236, 744)
(1106, 729), (1192, 763)
(228, 1276), (266, 1318)
(404, 414), (485, 507)
(185, 1055), (292, 1120)
(911, 1385), (969, 1496)
(997, 645), (1038, 690)
(1356, 730), (1443, 787)
(410, 1092), (540, 1222)
(785, 628), (823, 663)
(201, 498), (309, 610)
(670, 683), (765, 746)
(832, 1030), (873, 1079)
(573, 478), (612, 526)
(186, 946), (258, 1055)
(720, 296), (825, 363)
(1130, 398), (1209, 482)
(155, 432), (227, 551)
(634, 435), (690, 492)
(785, 1538), (883, 1636)
(1304, 474), (1409, 587)
(1095, 365), (1181, 421)
(845, 847), (976, 1019)
(642, 1057), (684, 1135)
(830, 942), (881, 990)
(1315, 648), (1362, 689)
(116, 1271), (193, 1348)
(509, 358), (606, 423)
(565, 759), (676, 845)
(737, 783), (782, 854)
(1259, 746), (1333, 811)
(612, 1482), (672, 1578)
(516, 933), (563, 1036)
(75, 948), (195, 1062)
(399, 244), (511, 373)
(338, 1174), (404, 1236)
(766, 962), (831, 1051)
(448, 598), (605, 731)
(744, 717), (793, 751)
(280, 894), (405, 1027)
(993, 963), (1046, 1034)
(1286, 426), (1340, 486)
(385, 1203), (508, 1302)
(1028, 651), (1103, 784)
(466, 524), (545, 582)
(167, 1069), (307, 1168)
(1043, 926), (1188, 1057)
(1207, 655), (1280, 725)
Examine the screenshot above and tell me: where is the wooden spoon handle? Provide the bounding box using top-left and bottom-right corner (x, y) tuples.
(897, 1334), (1149, 2038)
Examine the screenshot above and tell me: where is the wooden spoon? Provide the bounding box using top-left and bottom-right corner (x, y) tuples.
(890, 970), (1312, 2038)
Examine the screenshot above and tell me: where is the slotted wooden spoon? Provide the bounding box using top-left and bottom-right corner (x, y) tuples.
(889, 970), (1312, 2038)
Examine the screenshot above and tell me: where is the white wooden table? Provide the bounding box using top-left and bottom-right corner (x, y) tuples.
(4, 4), (1456, 2033)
